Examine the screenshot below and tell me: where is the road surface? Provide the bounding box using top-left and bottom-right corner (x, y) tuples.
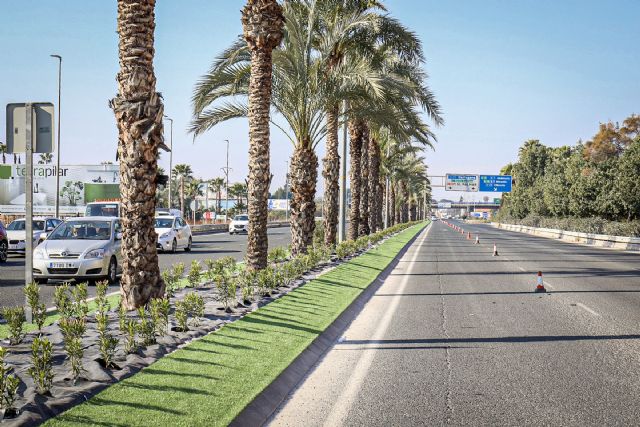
(270, 220), (640, 426)
(0, 227), (291, 309)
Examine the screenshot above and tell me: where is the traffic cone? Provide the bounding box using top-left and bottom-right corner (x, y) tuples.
(467, 232), (471, 240)
(492, 243), (499, 256)
(475, 235), (480, 244)
(535, 271), (546, 293)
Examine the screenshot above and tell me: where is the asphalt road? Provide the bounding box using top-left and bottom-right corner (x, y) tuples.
(270, 220), (640, 426)
(0, 226), (291, 310)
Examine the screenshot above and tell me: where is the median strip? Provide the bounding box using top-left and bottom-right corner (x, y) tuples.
(45, 223), (426, 427)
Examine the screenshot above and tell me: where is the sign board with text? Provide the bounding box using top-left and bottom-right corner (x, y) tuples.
(445, 174), (478, 192)
(479, 175), (512, 192)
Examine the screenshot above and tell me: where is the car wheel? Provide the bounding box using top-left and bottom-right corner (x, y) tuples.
(171, 239), (177, 253)
(0, 240), (7, 263)
(184, 237), (192, 252)
(107, 257), (118, 284)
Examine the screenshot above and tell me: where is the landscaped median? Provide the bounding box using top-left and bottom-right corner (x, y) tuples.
(45, 222), (426, 426)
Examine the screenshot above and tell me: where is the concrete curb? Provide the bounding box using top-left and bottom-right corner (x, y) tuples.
(492, 222), (640, 252)
(230, 224), (428, 427)
(190, 221), (289, 235)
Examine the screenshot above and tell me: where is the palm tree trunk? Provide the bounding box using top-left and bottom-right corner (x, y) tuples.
(401, 182), (409, 223)
(180, 176), (185, 217)
(377, 180), (384, 230)
(348, 119), (363, 240)
(390, 181), (396, 226)
(111, 0), (164, 309)
(290, 145), (318, 255)
(368, 135), (380, 233)
(242, 0), (284, 270)
(359, 125), (370, 236)
(322, 103), (340, 247)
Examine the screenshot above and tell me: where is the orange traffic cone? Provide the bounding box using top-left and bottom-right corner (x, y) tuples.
(467, 232), (471, 240)
(492, 243), (499, 256)
(535, 271), (546, 293)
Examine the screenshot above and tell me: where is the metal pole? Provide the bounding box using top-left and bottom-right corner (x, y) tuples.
(225, 139), (229, 222)
(285, 160), (289, 222)
(50, 55), (62, 218)
(25, 103), (34, 323)
(338, 101), (348, 242)
(205, 181), (209, 223)
(384, 143), (390, 229)
(164, 116), (173, 209)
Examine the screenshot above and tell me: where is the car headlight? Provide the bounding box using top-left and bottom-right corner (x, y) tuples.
(85, 248), (105, 259)
(34, 248), (45, 259)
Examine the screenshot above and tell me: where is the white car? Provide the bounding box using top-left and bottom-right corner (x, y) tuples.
(6, 217), (62, 254)
(229, 214), (249, 235)
(33, 217), (122, 284)
(155, 215), (192, 253)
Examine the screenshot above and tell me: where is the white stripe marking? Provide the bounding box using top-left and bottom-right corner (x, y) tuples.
(518, 267), (526, 272)
(323, 223), (432, 427)
(543, 281), (554, 289)
(576, 302), (600, 316)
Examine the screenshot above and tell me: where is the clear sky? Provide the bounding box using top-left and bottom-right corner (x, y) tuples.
(1, 0), (638, 201)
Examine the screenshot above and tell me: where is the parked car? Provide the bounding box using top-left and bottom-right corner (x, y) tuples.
(430, 215), (438, 221)
(229, 214), (249, 235)
(155, 214), (192, 253)
(6, 217), (62, 254)
(0, 220), (8, 263)
(33, 217), (122, 284)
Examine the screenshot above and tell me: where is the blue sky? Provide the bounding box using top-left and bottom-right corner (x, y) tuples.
(1, 0), (638, 200)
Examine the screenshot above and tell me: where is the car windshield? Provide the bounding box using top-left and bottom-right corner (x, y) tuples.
(48, 221), (112, 240)
(155, 218), (174, 228)
(234, 215), (248, 221)
(7, 220), (45, 231)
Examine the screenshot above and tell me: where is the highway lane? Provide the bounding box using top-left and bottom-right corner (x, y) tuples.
(0, 226), (291, 309)
(270, 220), (640, 426)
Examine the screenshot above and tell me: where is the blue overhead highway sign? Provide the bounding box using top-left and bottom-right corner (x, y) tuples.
(479, 175), (512, 192)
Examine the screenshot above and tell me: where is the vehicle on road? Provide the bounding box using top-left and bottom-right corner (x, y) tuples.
(155, 208), (183, 218)
(85, 201), (121, 217)
(0, 220), (7, 262)
(229, 214), (249, 235)
(155, 214), (192, 253)
(33, 217), (122, 284)
(6, 217), (62, 254)
(430, 215), (438, 221)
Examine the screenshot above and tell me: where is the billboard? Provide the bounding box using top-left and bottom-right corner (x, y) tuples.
(268, 199), (289, 210)
(0, 163), (120, 215)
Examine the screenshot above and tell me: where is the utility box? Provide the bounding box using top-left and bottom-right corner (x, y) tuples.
(6, 103), (55, 153)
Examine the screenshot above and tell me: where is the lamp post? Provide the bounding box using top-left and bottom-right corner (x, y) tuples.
(285, 160), (289, 221)
(50, 54), (62, 218)
(338, 101), (348, 242)
(163, 115), (173, 209)
(221, 139), (231, 222)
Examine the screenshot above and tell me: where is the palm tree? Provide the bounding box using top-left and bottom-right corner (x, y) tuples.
(110, 0), (164, 308)
(0, 143), (7, 164)
(172, 164), (193, 217)
(229, 182), (248, 212)
(38, 153), (53, 164)
(184, 178), (204, 221)
(209, 177), (225, 214)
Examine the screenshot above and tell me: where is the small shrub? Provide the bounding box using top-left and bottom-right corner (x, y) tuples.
(161, 268), (179, 298)
(268, 247), (287, 264)
(174, 300), (189, 332)
(256, 267), (275, 296)
(237, 270), (256, 304)
(123, 319), (137, 354)
(219, 256), (237, 273)
(215, 273), (234, 311)
(71, 282), (89, 319)
(54, 283), (72, 318)
(1, 307), (25, 345)
(28, 337), (54, 395)
(24, 282), (47, 332)
(335, 241), (350, 259)
(184, 292), (205, 326)
(118, 303), (127, 331)
(281, 262), (297, 288)
(173, 262), (185, 279)
(187, 260), (202, 288)
(3, 374), (19, 414)
(59, 317), (86, 382)
(204, 259), (221, 282)
(150, 297), (170, 336)
(96, 312), (117, 369)
(137, 307), (156, 346)
(95, 280), (110, 313)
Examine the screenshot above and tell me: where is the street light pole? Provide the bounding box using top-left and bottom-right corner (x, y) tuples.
(222, 139), (230, 222)
(285, 160), (289, 222)
(163, 115), (173, 209)
(50, 54), (62, 218)
(338, 101), (348, 242)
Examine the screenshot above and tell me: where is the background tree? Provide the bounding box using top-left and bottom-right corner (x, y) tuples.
(110, 0), (164, 308)
(172, 164), (193, 217)
(0, 142), (7, 164)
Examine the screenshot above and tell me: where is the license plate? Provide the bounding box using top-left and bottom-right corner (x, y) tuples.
(49, 262), (76, 268)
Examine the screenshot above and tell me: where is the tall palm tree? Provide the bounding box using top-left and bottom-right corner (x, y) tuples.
(172, 164), (193, 217)
(111, 0), (164, 308)
(0, 143), (8, 164)
(38, 153), (53, 164)
(230, 182), (248, 211)
(184, 178), (204, 220)
(209, 177), (225, 214)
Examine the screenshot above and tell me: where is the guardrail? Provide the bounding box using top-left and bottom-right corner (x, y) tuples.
(492, 223), (640, 252)
(190, 221), (289, 234)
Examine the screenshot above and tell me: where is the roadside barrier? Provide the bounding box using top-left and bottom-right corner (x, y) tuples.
(535, 271), (546, 293)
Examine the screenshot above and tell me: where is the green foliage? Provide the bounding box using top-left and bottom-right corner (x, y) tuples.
(267, 247), (288, 264)
(124, 319), (137, 354)
(58, 317), (86, 382)
(137, 307), (156, 346)
(187, 260), (202, 288)
(71, 283), (89, 319)
(0, 346), (19, 411)
(1, 307), (25, 345)
(184, 293), (205, 326)
(237, 270), (257, 303)
(174, 300), (189, 332)
(150, 298), (171, 337)
(215, 273), (235, 311)
(54, 283), (72, 318)
(118, 303), (127, 332)
(219, 256), (237, 273)
(95, 283), (116, 368)
(95, 280), (110, 313)
(28, 337), (54, 395)
(173, 262), (186, 279)
(24, 282), (46, 332)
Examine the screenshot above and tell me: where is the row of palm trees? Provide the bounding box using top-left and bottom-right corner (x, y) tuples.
(113, 0), (440, 308)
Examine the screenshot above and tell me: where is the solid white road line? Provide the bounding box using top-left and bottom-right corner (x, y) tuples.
(576, 302), (600, 316)
(518, 267), (526, 272)
(322, 223), (432, 427)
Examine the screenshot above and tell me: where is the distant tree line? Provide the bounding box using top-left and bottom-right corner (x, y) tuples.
(498, 114), (640, 236)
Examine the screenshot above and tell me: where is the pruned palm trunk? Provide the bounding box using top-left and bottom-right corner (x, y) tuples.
(368, 136), (380, 233)
(180, 176), (185, 217)
(242, 0), (284, 270)
(401, 182), (409, 223)
(348, 119), (363, 240)
(111, 0), (164, 309)
(377, 181), (384, 230)
(389, 181), (396, 227)
(322, 104), (340, 246)
(359, 125), (370, 236)
(290, 146), (318, 255)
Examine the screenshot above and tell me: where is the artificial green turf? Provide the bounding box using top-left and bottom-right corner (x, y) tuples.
(45, 223), (426, 427)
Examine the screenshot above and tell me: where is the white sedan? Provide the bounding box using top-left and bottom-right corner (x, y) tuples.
(155, 215), (192, 253)
(6, 217), (62, 254)
(229, 214), (249, 235)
